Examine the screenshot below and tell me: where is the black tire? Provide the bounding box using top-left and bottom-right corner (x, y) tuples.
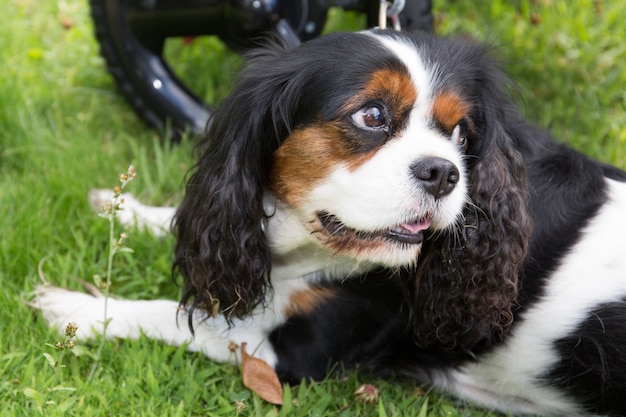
(90, 0), (210, 139)
(89, 0), (328, 140)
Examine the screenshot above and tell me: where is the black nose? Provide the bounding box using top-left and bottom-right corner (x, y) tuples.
(411, 157), (460, 198)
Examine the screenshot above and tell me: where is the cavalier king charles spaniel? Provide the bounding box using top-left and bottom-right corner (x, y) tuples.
(35, 30), (626, 416)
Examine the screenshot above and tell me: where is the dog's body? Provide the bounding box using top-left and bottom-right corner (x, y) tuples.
(36, 30), (626, 416)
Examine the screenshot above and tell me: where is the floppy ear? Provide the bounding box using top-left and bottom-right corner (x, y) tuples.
(173, 44), (303, 327)
(414, 71), (533, 353)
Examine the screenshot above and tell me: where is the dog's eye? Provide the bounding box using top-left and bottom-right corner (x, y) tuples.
(351, 105), (388, 131)
(451, 123), (468, 151)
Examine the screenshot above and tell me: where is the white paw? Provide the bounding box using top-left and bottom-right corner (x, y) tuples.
(88, 188), (174, 237)
(32, 285), (107, 340)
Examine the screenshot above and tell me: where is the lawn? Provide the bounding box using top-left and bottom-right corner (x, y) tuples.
(1, 0), (624, 416)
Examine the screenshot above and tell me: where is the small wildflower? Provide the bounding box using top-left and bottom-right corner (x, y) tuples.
(115, 232), (128, 248)
(354, 384), (379, 404)
(114, 198), (125, 211)
(65, 322), (78, 338)
(52, 322), (79, 352)
(102, 201), (113, 215)
(118, 165), (137, 187)
(87, 165), (138, 382)
(228, 341), (239, 353)
(235, 401), (245, 413)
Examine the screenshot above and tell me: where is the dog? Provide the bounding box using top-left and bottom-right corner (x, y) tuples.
(34, 29), (626, 416)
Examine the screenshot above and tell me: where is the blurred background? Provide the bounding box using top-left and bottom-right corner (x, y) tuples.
(1, 1), (624, 415)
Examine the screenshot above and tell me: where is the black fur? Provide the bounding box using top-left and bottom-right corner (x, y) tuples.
(174, 30), (626, 415)
(546, 300), (626, 416)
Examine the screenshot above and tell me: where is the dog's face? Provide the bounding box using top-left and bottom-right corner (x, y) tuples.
(266, 33), (471, 267)
(175, 30), (529, 322)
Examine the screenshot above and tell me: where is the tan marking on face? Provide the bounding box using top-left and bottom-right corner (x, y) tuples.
(431, 91), (470, 132)
(341, 68), (418, 124)
(283, 286), (335, 317)
(270, 68), (418, 207)
(270, 122), (379, 206)
(364, 68), (418, 110)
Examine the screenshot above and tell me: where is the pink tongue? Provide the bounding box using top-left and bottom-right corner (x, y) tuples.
(400, 219), (432, 234)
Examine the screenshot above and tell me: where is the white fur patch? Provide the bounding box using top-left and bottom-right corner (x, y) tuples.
(445, 179), (626, 416)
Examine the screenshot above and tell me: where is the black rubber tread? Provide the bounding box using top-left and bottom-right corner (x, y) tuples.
(90, 1), (165, 133)
(89, 0), (210, 140)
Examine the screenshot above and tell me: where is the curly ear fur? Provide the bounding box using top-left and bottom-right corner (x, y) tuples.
(173, 43), (304, 326)
(173, 33), (393, 328)
(413, 63), (533, 353)
(413, 142), (531, 353)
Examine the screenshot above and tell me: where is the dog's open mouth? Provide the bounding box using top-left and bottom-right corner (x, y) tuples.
(317, 211), (432, 245)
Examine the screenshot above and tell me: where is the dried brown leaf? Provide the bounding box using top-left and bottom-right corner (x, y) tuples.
(241, 342), (284, 405)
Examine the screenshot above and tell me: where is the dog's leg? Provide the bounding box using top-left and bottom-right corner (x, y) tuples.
(33, 286), (279, 366)
(88, 189), (175, 237)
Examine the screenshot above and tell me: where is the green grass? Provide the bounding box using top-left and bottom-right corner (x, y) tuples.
(1, 0), (624, 415)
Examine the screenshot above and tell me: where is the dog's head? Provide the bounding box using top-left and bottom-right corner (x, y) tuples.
(174, 30), (531, 347)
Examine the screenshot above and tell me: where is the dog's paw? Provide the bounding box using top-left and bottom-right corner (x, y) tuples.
(31, 285), (106, 339)
(88, 188), (173, 237)
(88, 188), (116, 213)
